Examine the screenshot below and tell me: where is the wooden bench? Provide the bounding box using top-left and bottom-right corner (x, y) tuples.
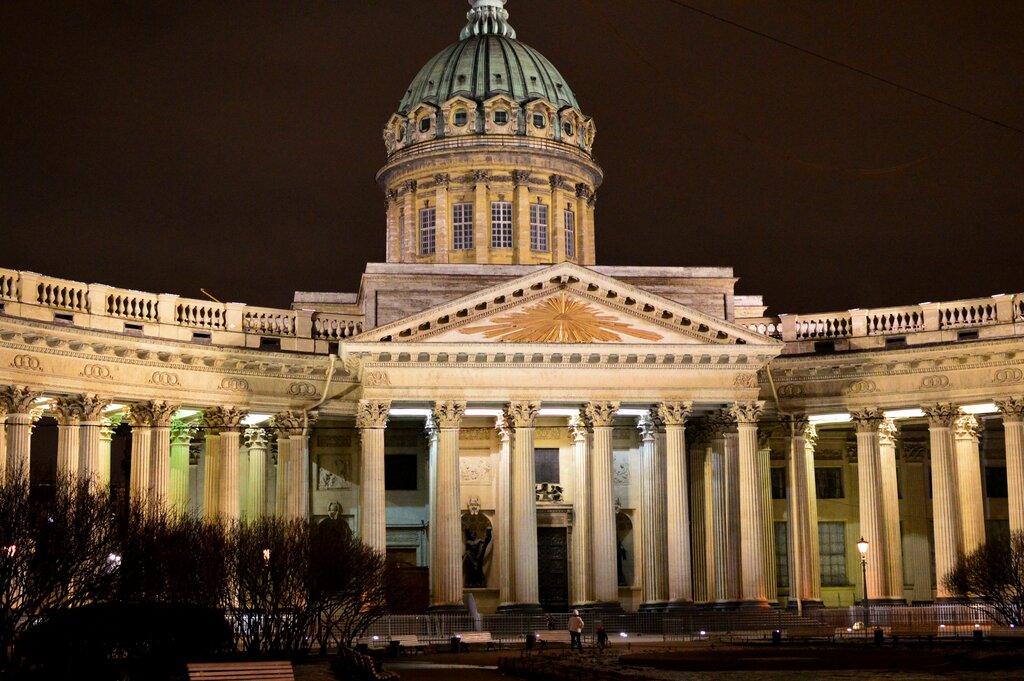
(537, 630), (574, 649)
(391, 634), (426, 653)
(186, 661), (294, 681)
(784, 625), (836, 642)
(333, 646), (399, 681)
(454, 631), (499, 651)
(890, 624), (939, 643)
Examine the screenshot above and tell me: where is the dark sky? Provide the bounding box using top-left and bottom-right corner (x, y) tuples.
(2, 1), (1021, 315)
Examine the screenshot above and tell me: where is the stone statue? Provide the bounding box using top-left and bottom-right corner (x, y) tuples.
(317, 501), (352, 543)
(463, 526), (492, 588)
(616, 538), (628, 586)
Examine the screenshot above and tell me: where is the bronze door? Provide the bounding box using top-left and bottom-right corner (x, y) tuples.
(537, 527), (569, 613)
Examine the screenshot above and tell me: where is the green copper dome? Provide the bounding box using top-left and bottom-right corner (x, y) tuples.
(397, 2), (581, 115)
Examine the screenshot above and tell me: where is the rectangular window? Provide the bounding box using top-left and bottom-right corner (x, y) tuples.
(534, 448), (560, 484)
(491, 201), (513, 248)
(818, 521), (847, 586)
(564, 209), (576, 258)
(418, 207), (436, 255)
(814, 467), (844, 499)
(985, 466), (1008, 498)
(452, 203), (473, 250)
(775, 521), (789, 588)
(384, 454), (418, 491)
(530, 203), (549, 251)
(770, 467), (787, 499)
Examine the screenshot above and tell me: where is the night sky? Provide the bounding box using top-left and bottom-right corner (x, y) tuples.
(2, 1), (1021, 315)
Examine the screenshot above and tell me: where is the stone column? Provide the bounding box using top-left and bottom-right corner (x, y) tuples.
(786, 417), (822, 607)
(270, 411), (304, 518)
(585, 401), (620, 608)
(638, 412), (669, 610)
(724, 421), (742, 604)
(290, 413), (315, 519)
(924, 403), (961, 599)
(434, 173), (450, 263)
(731, 402), (769, 607)
(0, 406), (6, 482)
(385, 189), (400, 263)
(201, 410), (224, 521)
(243, 428), (269, 518)
(0, 387), (39, 483)
(688, 426), (713, 604)
(426, 416), (439, 602)
(575, 184), (595, 265)
(878, 419), (905, 602)
(569, 412), (593, 608)
(954, 414), (986, 555)
(512, 171), (531, 263)
(170, 421), (197, 513)
(495, 411), (514, 607)
(758, 430), (778, 604)
(54, 397), (83, 482)
(77, 395), (109, 488)
(357, 400), (390, 553)
(506, 401), (541, 611)
(708, 410), (740, 606)
(430, 401), (467, 610)
(852, 408), (889, 602)
(149, 402), (180, 514)
(473, 170), (489, 264)
(659, 403), (692, 608)
(401, 181), (417, 262)
(549, 175), (565, 262)
(997, 398), (1024, 535)
(98, 415), (121, 488)
(127, 403), (153, 512)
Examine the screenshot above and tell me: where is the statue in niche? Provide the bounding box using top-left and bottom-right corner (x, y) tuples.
(462, 497), (492, 588)
(616, 539), (628, 587)
(317, 501), (352, 544)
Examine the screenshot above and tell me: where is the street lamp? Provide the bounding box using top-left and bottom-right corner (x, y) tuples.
(857, 537), (869, 627)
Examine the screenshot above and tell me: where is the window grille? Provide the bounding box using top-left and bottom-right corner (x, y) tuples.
(775, 521), (789, 588)
(814, 467), (844, 499)
(419, 207), (436, 255)
(818, 521), (847, 586)
(491, 201), (513, 248)
(564, 209), (576, 258)
(452, 203), (473, 250)
(530, 203), (549, 251)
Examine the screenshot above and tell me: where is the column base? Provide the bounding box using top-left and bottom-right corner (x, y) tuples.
(586, 601), (624, 614)
(712, 600), (741, 610)
(427, 604), (469, 614)
(663, 600), (697, 613)
(738, 599), (772, 610)
(639, 601), (669, 612)
(496, 603), (544, 614)
(786, 599), (824, 610)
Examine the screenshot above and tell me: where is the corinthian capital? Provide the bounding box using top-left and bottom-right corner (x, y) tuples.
(851, 408), (886, 433)
(657, 401), (692, 427)
(244, 427), (271, 449)
(954, 414), (981, 441)
(126, 402), (154, 428)
(204, 405), (247, 432)
(923, 403), (961, 428)
(783, 414), (810, 438)
(512, 170), (531, 186)
(637, 413), (658, 441)
(0, 386), (41, 414)
(708, 409), (737, 437)
(996, 397), (1024, 424)
(549, 174), (567, 191)
(507, 401), (540, 428)
(878, 418), (898, 446)
(434, 173), (450, 187)
(53, 396), (84, 425)
(729, 401), (764, 425)
(574, 183), (592, 200)
(356, 400), (391, 430)
(171, 420), (199, 446)
(584, 401), (619, 428)
(568, 412), (589, 441)
(473, 169), (490, 185)
(150, 401), (182, 428)
(271, 410), (303, 436)
(432, 401), (466, 429)
(495, 410), (513, 441)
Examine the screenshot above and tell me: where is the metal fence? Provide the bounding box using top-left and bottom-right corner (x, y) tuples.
(358, 604), (1003, 645)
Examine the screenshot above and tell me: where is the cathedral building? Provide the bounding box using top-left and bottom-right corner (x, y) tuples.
(1, 0), (1022, 614)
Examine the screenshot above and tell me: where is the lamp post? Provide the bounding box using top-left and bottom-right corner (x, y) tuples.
(856, 537), (869, 627)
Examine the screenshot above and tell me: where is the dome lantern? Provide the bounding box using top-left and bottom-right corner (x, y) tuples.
(461, 0), (517, 40)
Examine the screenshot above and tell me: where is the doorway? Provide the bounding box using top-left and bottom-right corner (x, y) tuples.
(537, 527), (569, 612)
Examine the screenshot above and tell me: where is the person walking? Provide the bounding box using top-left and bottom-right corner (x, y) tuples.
(568, 610), (585, 650)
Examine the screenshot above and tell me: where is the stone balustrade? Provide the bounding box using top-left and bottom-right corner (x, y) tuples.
(0, 267), (363, 353)
(743, 293), (1023, 352)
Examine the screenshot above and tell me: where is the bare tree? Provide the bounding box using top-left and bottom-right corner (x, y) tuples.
(944, 531), (1024, 626)
(0, 470), (118, 668)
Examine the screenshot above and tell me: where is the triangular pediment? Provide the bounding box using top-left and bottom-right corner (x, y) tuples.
(350, 263), (782, 349)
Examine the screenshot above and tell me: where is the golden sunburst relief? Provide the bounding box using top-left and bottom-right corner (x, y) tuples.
(458, 293), (664, 343)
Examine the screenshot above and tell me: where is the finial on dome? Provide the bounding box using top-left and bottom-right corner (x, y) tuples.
(461, 0), (516, 40)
